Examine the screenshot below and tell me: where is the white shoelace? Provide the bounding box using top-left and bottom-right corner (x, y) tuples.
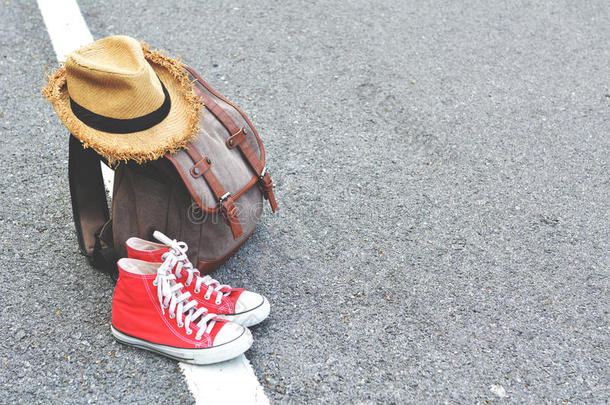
(154, 231), (233, 306)
(153, 251), (218, 340)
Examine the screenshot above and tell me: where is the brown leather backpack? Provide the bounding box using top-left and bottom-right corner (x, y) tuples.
(69, 66), (277, 280)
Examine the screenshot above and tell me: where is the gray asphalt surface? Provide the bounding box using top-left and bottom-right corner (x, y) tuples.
(1, 0), (609, 403)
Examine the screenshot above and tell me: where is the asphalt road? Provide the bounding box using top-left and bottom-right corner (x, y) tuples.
(1, 0), (609, 403)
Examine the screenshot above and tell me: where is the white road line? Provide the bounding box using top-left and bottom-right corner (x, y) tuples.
(37, 0), (93, 62)
(37, 2), (270, 404)
(180, 356), (270, 405)
(37, 0), (114, 192)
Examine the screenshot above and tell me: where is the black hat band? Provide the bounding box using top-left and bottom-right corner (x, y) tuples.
(69, 79), (171, 134)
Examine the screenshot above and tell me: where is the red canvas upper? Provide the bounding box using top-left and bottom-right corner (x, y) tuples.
(112, 260), (226, 348)
(126, 237), (246, 315)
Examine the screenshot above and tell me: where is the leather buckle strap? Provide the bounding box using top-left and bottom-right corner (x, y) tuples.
(227, 127), (278, 213)
(185, 142), (243, 239)
(255, 166), (277, 212)
(218, 193), (243, 239)
(258, 170), (278, 212)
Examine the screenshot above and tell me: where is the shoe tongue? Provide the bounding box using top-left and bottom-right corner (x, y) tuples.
(153, 230), (174, 246)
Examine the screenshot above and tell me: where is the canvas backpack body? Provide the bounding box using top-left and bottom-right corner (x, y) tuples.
(69, 66), (277, 279)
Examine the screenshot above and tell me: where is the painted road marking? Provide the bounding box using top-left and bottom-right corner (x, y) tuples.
(37, 0), (93, 62)
(180, 356), (270, 405)
(37, 1), (269, 403)
(37, 0), (114, 192)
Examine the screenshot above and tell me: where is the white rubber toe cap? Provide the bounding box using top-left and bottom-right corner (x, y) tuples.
(213, 321), (249, 346)
(235, 291), (265, 313)
(218, 293), (270, 327)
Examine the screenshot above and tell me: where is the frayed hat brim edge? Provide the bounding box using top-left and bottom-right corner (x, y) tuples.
(42, 43), (203, 165)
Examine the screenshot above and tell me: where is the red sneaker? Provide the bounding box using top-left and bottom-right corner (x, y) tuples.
(111, 257), (252, 364)
(125, 231), (271, 328)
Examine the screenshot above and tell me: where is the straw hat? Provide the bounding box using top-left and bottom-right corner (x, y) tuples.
(42, 35), (202, 164)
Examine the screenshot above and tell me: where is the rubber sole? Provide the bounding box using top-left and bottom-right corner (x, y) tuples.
(111, 325), (253, 365)
(217, 297), (271, 327)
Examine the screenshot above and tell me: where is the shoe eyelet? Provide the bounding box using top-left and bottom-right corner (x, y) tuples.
(194, 288), (200, 294)
(186, 329), (192, 335)
(177, 322), (184, 328)
(169, 313), (175, 319)
(204, 295), (211, 301)
(152, 280), (158, 286)
(185, 282), (191, 287)
(215, 299), (221, 305)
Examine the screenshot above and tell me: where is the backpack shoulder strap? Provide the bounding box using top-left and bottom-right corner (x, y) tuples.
(68, 134), (117, 279)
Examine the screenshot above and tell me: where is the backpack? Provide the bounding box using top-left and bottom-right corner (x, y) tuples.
(68, 65), (277, 280)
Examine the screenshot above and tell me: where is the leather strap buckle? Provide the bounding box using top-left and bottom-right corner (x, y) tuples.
(217, 192), (243, 239)
(257, 168), (278, 213)
(218, 192), (231, 208)
(257, 167), (273, 194)
(218, 192), (235, 221)
(258, 166), (267, 181)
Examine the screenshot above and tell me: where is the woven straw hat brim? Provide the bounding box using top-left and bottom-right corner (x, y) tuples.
(42, 45), (202, 164)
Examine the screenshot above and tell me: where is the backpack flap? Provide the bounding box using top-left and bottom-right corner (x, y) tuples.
(165, 66), (277, 240)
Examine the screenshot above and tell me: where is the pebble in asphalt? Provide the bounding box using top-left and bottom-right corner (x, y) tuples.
(1, 0), (608, 403)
